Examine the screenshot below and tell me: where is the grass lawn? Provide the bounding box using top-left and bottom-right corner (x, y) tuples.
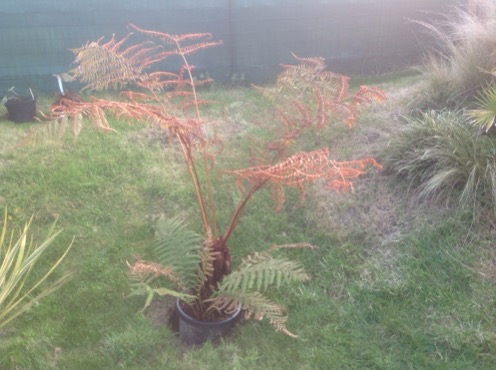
(0, 74), (495, 369)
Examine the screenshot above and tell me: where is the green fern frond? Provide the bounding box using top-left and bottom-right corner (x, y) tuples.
(209, 291), (297, 338)
(152, 217), (202, 287)
(206, 252), (310, 335)
(195, 241), (218, 292)
(217, 252), (309, 294)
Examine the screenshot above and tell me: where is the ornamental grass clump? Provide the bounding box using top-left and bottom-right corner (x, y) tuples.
(415, 0), (496, 110)
(383, 110), (496, 212)
(43, 24), (385, 337)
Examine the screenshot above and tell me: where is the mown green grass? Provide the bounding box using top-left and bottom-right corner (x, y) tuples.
(0, 80), (495, 369)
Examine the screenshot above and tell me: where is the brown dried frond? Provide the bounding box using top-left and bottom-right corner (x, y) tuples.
(181, 41), (224, 56)
(245, 306), (298, 338)
(226, 148), (382, 212)
(21, 93), (118, 145)
(70, 34), (161, 91)
(289, 53), (326, 69)
(20, 115), (67, 146)
(276, 56), (341, 99)
(351, 85), (388, 105)
(258, 54), (385, 135)
(50, 97), (115, 132)
(127, 23), (222, 56)
(261, 102), (316, 157)
(50, 95), (210, 147)
(129, 260), (173, 278)
(118, 90), (154, 102)
(180, 98), (216, 115)
(128, 23), (215, 44)
(128, 260), (185, 288)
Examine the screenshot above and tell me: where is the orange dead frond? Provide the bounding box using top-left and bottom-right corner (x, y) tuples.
(181, 41), (224, 56)
(118, 90), (154, 102)
(129, 260), (173, 278)
(258, 54), (385, 142)
(68, 25), (221, 94)
(49, 95), (115, 134)
(70, 36), (154, 91)
(127, 23), (222, 54)
(289, 53), (326, 71)
(128, 23), (213, 44)
(334, 75), (350, 102)
(226, 148), (381, 212)
(127, 23), (176, 43)
(128, 260), (185, 289)
(351, 85), (388, 106)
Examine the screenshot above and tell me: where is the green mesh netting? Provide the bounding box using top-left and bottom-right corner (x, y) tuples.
(0, 0), (456, 94)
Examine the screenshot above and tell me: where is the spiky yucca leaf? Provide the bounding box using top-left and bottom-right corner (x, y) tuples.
(152, 217), (202, 287)
(0, 210), (73, 330)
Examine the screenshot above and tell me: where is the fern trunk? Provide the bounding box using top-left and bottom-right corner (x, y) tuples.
(191, 236), (232, 320)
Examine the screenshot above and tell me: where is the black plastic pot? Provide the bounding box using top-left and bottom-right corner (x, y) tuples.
(175, 299), (241, 346)
(4, 96), (36, 123)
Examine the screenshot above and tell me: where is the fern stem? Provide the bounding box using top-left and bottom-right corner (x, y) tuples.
(223, 179), (268, 244)
(145, 87), (213, 239)
(176, 136), (213, 240)
(176, 41), (219, 239)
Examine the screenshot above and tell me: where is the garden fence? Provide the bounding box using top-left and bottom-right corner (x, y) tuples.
(0, 0), (459, 93)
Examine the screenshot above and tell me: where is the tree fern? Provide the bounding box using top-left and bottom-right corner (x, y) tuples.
(37, 26), (383, 339)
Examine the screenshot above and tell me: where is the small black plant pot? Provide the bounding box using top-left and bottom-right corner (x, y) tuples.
(4, 96), (36, 123)
(175, 299), (241, 346)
